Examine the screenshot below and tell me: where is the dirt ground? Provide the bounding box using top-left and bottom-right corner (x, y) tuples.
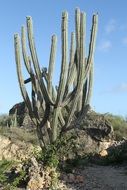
(83, 164), (127, 190)
(74, 164), (127, 190)
(0, 164), (127, 190)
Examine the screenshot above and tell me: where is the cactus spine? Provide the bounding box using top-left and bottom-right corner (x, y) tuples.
(14, 8), (98, 147)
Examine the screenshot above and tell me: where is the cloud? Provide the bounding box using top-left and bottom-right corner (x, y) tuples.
(101, 83), (127, 94)
(105, 19), (116, 34)
(97, 40), (112, 52)
(120, 83), (127, 91)
(122, 37), (127, 45)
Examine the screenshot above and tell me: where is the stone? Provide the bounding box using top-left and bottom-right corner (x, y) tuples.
(0, 135), (41, 161)
(99, 149), (108, 157)
(75, 175), (84, 183)
(27, 175), (44, 190)
(107, 139), (127, 157)
(9, 102), (33, 128)
(68, 173), (75, 183)
(60, 109), (114, 159)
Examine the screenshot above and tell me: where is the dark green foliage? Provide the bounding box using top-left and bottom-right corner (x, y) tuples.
(37, 145), (59, 168)
(0, 160), (14, 184)
(0, 159), (28, 190)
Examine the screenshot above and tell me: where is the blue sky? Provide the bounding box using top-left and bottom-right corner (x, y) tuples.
(0, 0), (127, 116)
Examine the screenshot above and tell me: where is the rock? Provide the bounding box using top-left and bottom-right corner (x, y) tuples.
(9, 102), (33, 127)
(75, 175), (84, 183)
(99, 149), (108, 157)
(68, 173), (75, 183)
(60, 172), (85, 188)
(0, 135), (40, 161)
(9, 102), (27, 116)
(27, 158), (62, 190)
(107, 139), (127, 158)
(60, 109), (114, 159)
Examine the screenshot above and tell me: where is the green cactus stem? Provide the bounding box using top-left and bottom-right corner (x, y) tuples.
(14, 8), (98, 146)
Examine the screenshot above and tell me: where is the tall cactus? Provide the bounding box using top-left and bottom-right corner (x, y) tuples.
(14, 8), (98, 147)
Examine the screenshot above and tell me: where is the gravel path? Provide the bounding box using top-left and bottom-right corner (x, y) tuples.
(63, 164), (127, 190)
(82, 164), (127, 190)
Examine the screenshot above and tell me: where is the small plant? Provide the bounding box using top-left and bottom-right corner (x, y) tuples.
(0, 159), (28, 190)
(0, 159), (14, 184)
(36, 140), (62, 168)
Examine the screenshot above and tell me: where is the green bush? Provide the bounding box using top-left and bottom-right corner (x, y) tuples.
(105, 114), (127, 140)
(0, 159), (28, 190)
(36, 143), (59, 168)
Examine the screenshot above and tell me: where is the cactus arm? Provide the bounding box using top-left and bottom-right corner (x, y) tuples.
(81, 78), (88, 112)
(26, 16), (54, 106)
(22, 22), (49, 111)
(64, 63), (76, 97)
(56, 12), (68, 105)
(61, 87), (76, 107)
(47, 35), (57, 96)
(39, 104), (50, 128)
(28, 57), (45, 109)
(86, 62), (94, 105)
(14, 34), (37, 125)
(25, 56), (45, 120)
(51, 87), (65, 126)
(68, 32), (75, 77)
(21, 26), (44, 117)
(64, 32), (76, 97)
(82, 14), (98, 108)
(31, 85), (40, 121)
(75, 8), (81, 73)
(65, 32), (75, 90)
(58, 111), (65, 126)
(86, 14), (98, 67)
(24, 67), (48, 84)
(21, 26), (31, 73)
(51, 12), (68, 142)
(64, 12), (86, 129)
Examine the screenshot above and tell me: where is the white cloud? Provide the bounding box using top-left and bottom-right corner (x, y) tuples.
(122, 37), (127, 45)
(98, 40), (112, 52)
(105, 19), (116, 34)
(102, 83), (127, 94)
(118, 83), (127, 92)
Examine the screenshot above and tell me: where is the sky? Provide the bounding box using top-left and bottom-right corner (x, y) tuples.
(0, 0), (127, 116)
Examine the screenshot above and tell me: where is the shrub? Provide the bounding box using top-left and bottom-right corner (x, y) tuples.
(0, 159), (28, 190)
(105, 114), (127, 140)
